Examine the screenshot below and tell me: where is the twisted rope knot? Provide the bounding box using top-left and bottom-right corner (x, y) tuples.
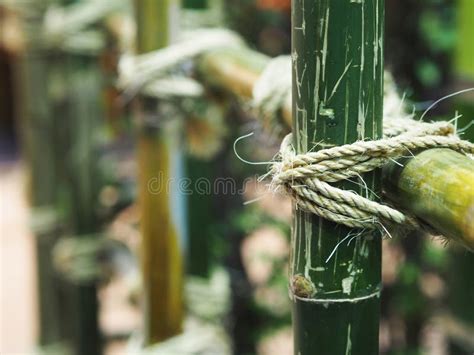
(118, 29), (243, 98)
(252, 56), (291, 127)
(271, 119), (474, 230)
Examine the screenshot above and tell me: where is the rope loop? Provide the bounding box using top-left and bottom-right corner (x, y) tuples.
(271, 119), (474, 230)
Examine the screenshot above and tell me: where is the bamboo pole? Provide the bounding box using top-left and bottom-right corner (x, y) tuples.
(16, 1), (70, 349)
(289, 1), (383, 354)
(196, 43), (474, 252)
(134, 0), (184, 345)
(456, 0), (474, 81)
(61, 51), (104, 355)
(183, 0), (207, 9)
(445, 3), (474, 351)
(182, 0), (211, 279)
(182, 0), (221, 278)
(383, 149), (474, 250)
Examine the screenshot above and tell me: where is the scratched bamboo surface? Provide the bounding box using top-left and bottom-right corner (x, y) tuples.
(289, 1), (383, 354)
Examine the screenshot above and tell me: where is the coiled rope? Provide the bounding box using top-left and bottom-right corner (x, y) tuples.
(271, 120), (474, 230)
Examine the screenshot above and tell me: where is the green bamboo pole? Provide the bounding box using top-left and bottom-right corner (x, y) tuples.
(16, 1), (70, 350)
(453, 0), (474, 140)
(182, 0), (211, 279)
(383, 149), (474, 250)
(61, 51), (104, 355)
(290, 1), (383, 354)
(182, 0), (221, 278)
(456, 0), (474, 81)
(134, 0), (184, 345)
(446, 3), (474, 351)
(183, 0), (207, 9)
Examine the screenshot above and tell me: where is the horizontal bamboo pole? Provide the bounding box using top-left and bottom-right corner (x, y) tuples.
(197, 47), (292, 126)
(197, 48), (474, 251)
(384, 149), (474, 250)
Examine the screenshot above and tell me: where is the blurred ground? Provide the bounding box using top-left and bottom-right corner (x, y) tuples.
(0, 159), (454, 355)
(0, 161), (37, 354)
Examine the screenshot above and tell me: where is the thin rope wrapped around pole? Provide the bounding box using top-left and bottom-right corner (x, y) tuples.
(271, 120), (474, 230)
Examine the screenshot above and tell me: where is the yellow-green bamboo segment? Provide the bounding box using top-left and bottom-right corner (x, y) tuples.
(456, 0), (474, 80)
(198, 48), (292, 126)
(134, 0), (183, 345)
(446, 7), (474, 352)
(196, 48), (474, 251)
(384, 149), (474, 250)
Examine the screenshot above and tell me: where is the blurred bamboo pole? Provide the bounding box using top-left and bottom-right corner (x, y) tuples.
(16, 1), (70, 350)
(446, 1), (474, 352)
(182, 0), (221, 279)
(134, 0), (184, 345)
(18, 0), (116, 352)
(61, 51), (104, 355)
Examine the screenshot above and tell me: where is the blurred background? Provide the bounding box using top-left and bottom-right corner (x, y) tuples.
(1, 0), (473, 354)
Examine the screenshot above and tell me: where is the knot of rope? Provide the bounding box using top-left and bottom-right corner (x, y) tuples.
(271, 119), (474, 230)
(118, 28), (243, 99)
(252, 55), (291, 127)
(52, 235), (120, 284)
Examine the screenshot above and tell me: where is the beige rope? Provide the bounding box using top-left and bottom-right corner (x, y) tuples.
(118, 29), (244, 98)
(271, 120), (474, 230)
(252, 56), (291, 126)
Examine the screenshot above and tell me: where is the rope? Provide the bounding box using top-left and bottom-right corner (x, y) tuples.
(252, 55), (291, 127)
(42, 0), (126, 51)
(30, 206), (63, 236)
(52, 235), (112, 284)
(271, 120), (474, 230)
(118, 28), (244, 98)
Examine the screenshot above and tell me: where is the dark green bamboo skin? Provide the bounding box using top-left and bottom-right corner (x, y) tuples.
(17, 4), (71, 348)
(291, 1), (384, 354)
(186, 157), (215, 277)
(447, 247), (474, 354)
(294, 296), (380, 354)
(183, 0), (208, 9)
(62, 53), (103, 355)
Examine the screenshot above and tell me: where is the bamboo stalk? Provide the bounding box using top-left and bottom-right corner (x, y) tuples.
(197, 47), (291, 125)
(183, 0), (207, 9)
(446, 6), (474, 351)
(182, 0), (220, 278)
(134, 0), (184, 345)
(62, 51), (104, 355)
(456, 0), (474, 81)
(289, 1), (384, 354)
(16, 1), (70, 349)
(383, 149), (474, 250)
